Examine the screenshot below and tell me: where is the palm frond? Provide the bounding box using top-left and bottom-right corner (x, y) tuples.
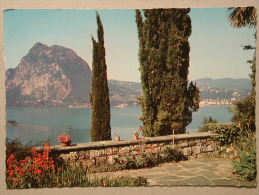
(227, 7), (256, 28)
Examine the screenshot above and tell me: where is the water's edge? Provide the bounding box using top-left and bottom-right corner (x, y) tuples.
(6, 106), (233, 146)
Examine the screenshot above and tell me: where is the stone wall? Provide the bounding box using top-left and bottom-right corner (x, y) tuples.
(36, 132), (218, 168)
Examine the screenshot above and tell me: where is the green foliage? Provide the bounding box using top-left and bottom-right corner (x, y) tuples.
(6, 138), (35, 161)
(229, 50), (255, 131)
(198, 116), (218, 132)
(227, 7), (256, 28)
(230, 96), (255, 131)
(232, 131), (256, 181)
(135, 9), (199, 137)
(7, 161), (148, 188)
(204, 123), (242, 146)
(227, 7), (256, 131)
(90, 12), (111, 141)
(6, 143), (148, 189)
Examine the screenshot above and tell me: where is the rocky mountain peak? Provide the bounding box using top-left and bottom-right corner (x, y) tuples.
(28, 42), (48, 57)
(5, 43), (92, 106)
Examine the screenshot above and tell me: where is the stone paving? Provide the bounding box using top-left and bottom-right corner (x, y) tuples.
(89, 158), (256, 187)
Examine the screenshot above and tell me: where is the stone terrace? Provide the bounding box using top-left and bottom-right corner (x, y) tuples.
(37, 132), (218, 168)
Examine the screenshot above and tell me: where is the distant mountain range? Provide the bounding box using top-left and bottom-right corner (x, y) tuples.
(194, 78), (251, 90)
(5, 42), (251, 107)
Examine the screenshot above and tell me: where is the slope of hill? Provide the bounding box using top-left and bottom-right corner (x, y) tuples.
(108, 80), (142, 107)
(5, 42), (92, 106)
(5, 43), (251, 107)
(194, 78), (251, 90)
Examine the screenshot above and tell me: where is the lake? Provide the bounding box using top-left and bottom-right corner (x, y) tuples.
(6, 105), (234, 146)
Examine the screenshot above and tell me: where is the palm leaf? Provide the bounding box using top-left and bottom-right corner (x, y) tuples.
(227, 7), (256, 28)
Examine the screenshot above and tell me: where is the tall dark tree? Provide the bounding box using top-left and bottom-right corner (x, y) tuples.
(227, 7), (256, 131)
(135, 9), (199, 136)
(90, 13), (111, 141)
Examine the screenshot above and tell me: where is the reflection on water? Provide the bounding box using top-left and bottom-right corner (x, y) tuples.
(6, 106), (233, 146)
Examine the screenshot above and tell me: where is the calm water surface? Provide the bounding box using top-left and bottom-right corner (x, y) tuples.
(6, 106), (234, 146)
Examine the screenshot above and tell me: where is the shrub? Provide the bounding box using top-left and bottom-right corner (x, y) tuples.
(232, 131), (256, 181)
(6, 137), (52, 161)
(198, 116), (218, 132)
(204, 123), (242, 146)
(6, 142), (148, 189)
(6, 138), (33, 161)
(6, 142), (58, 189)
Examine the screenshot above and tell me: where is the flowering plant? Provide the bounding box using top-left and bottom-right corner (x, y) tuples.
(133, 130), (139, 135)
(133, 127), (143, 135)
(6, 142), (59, 189)
(57, 126), (72, 142)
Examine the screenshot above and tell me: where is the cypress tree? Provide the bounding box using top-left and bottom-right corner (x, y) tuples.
(135, 9), (199, 136)
(90, 13), (111, 141)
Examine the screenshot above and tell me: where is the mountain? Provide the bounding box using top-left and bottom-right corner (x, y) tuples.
(108, 78), (251, 106)
(108, 80), (142, 106)
(5, 42), (92, 106)
(5, 42), (251, 107)
(194, 78), (251, 90)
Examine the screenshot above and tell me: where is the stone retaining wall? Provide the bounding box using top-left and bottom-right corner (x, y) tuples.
(36, 132), (218, 168)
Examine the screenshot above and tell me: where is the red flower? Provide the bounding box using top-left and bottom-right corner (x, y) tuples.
(6, 159), (12, 165)
(9, 170), (15, 176)
(144, 163), (148, 166)
(34, 169), (42, 174)
(12, 178), (20, 182)
(9, 154), (16, 160)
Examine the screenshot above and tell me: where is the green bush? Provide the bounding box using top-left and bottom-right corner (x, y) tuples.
(203, 123), (242, 146)
(198, 116), (218, 132)
(232, 132), (256, 181)
(6, 138), (33, 161)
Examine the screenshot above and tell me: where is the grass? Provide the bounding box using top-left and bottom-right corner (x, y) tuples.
(6, 139), (149, 189)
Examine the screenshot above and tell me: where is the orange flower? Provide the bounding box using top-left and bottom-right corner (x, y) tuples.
(6, 159), (12, 165)
(31, 147), (37, 153)
(9, 170), (15, 176)
(8, 165), (13, 169)
(12, 178), (20, 182)
(34, 169), (42, 174)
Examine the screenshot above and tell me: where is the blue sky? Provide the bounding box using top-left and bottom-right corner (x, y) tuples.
(3, 8), (256, 82)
